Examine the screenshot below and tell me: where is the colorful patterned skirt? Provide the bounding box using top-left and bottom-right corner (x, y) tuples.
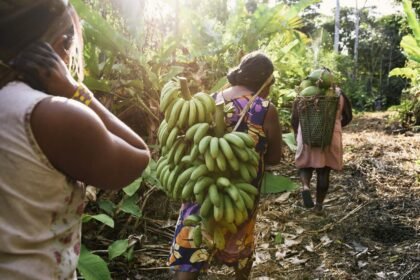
(168, 202), (258, 272)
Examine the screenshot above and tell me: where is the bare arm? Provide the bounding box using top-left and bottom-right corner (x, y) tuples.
(263, 104), (282, 165)
(31, 98), (150, 190)
(11, 42), (149, 152)
(12, 42), (150, 190)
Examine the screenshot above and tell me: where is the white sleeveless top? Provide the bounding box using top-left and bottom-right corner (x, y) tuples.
(0, 82), (85, 279)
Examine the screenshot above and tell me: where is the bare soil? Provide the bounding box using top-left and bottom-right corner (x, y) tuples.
(83, 112), (420, 280)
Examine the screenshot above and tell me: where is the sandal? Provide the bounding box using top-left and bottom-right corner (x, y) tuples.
(301, 190), (314, 208)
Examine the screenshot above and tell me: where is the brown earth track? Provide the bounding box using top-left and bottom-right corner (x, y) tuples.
(84, 112), (419, 280)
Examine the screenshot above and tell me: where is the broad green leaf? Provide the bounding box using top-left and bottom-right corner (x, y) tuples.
(108, 239), (129, 260)
(120, 195), (142, 218)
(389, 67), (418, 80)
(98, 200), (116, 216)
(124, 246), (135, 262)
(400, 35), (420, 63)
(123, 177), (143, 197)
(261, 172), (298, 194)
(282, 132), (297, 152)
(402, 0), (420, 44)
(82, 214), (114, 228)
(71, 0), (139, 58)
(77, 245), (111, 280)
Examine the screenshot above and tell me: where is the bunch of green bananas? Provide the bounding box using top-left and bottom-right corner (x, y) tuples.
(156, 78), (260, 250)
(298, 68), (336, 97)
(159, 78), (216, 130)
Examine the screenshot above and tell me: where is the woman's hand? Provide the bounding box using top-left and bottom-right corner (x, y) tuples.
(10, 41), (78, 98)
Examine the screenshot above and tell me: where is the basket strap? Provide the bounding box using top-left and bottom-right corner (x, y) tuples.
(232, 74), (274, 132)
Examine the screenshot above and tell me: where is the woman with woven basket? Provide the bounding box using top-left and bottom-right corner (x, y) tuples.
(291, 74), (352, 213)
(169, 52), (282, 280)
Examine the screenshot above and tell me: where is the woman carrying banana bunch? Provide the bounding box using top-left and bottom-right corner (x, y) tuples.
(169, 52), (282, 280)
(0, 1), (150, 278)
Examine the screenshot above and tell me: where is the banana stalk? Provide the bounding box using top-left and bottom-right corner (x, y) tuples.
(179, 77), (192, 100)
(214, 104), (225, 137)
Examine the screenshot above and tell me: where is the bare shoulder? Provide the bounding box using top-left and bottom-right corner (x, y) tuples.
(31, 96), (105, 133)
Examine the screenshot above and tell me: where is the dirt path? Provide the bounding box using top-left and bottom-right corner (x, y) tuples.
(245, 112), (420, 280)
(110, 112), (420, 279)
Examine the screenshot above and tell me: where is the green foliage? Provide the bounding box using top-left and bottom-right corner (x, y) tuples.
(261, 172), (298, 194)
(108, 239), (129, 260)
(120, 194), (142, 218)
(82, 214), (114, 228)
(282, 132), (297, 152)
(388, 0), (420, 125)
(77, 246), (111, 280)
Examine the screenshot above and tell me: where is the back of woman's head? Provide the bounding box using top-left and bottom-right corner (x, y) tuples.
(227, 51), (274, 92)
(0, 0), (68, 58)
(0, 0), (83, 84)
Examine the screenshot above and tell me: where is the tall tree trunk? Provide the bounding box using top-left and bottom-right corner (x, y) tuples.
(353, 0), (360, 79)
(334, 0), (340, 53)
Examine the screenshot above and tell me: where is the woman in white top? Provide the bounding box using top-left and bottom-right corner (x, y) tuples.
(0, 0), (150, 279)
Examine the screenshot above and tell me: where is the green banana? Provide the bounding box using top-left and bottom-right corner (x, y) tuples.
(239, 164), (252, 182)
(193, 123), (210, 144)
(227, 154), (240, 171)
(195, 192), (205, 205)
(192, 225), (202, 247)
(190, 164), (209, 181)
(186, 123), (202, 140)
(208, 183), (221, 207)
(239, 189), (254, 210)
(156, 157), (169, 178)
(167, 98), (184, 128)
(173, 166), (196, 199)
(232, 131), (254, 147)
(180, 155), (192, 165)
(183, 214), (201, 226)
(215, 152), (227, 172)
(188, 99), (197, 127)
(223, 194), (235, 224)
(213, 201), (224, 222)
(200, 196), (213, 217)
(235, 182), (258, 196)
(190, 145), (199, 161)
(218, 137), (234, 160)
(194, 92), (216, 114)
(177, 100), (190, 128)
(225, 184), (240, 202)
(223, 133), (246, 149)
(209, 137), (219, 159)
(198, 135), (212, 154)
(173, 142), (187, 164)
(181, 180), (195, 200)
(160, 88), (179, 112)
(165, 127), (179, 150)
(193, 177), (214, 195)
(194, 97), (206, 123)
(216, 177), (231, 188)
(204, 150), (215, 172)
(246, 163), (258, 179)
(232, 145), (249, 162)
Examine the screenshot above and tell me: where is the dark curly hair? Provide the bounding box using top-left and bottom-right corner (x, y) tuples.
(227, 51), (274, 93)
